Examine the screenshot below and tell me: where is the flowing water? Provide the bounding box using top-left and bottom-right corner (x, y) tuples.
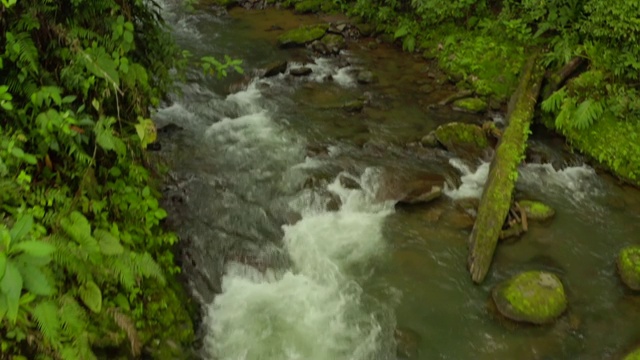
(155, 3), (640, 359)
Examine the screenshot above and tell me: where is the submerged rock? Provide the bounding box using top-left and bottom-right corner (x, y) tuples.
(277, 24), (329, 48)
(617, 245), (640, 291)
(395, 327), (421, 359)
(356, 70), (378, 84)
(452, 97), (488, 113)
(492, 271), (567, 325)
(518, 200), (555, 221)
(434, 122), (489, 159)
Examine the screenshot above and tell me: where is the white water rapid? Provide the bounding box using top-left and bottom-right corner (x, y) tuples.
(197, 68), (395, 360)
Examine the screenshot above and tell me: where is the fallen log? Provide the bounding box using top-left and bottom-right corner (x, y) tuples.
(467, 56), (545, 283)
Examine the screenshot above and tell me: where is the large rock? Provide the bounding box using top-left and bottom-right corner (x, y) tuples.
(492, 271), (567, 324)
(452, 97), (488, 113)
(617, 245), (640, 291)
(377, 172), (445, 205)
(434, 122), (489, 158)
(518, 200), (555, 221)
(263, 60), (288, 78)
(277, 24), (329, 48)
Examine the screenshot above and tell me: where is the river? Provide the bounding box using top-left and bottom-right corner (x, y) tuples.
(154, 2), (640, 359)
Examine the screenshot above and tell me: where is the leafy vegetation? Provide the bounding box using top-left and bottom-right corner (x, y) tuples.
(0, 0), (235, 357)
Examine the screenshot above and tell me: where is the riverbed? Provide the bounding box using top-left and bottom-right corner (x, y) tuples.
(155, 3), (640, 359)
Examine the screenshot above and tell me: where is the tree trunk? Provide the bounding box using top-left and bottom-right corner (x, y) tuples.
(467, 56), (545, 283)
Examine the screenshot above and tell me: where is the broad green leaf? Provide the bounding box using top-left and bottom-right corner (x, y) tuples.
(10, 215), (33, 242)
(0, 252), (6, 280)
(135, 118), (157, 149)
(0, 261), (23, 324)
(79, 281), (102, 313)
(94, 229), (124, 255)
(21, 266), (53, 296)
(11, 240), (55, 258)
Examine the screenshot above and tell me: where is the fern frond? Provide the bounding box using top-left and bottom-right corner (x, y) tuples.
(58, 294), (88, 336)
(541, 87), (567, 113)
(108, 254), (136, 290)
(107, 308), (141, 357)
(32, 300), (61, 345)
(59, 212), (100, 256)
(573, 98), (604, 130)
(6, 32), (39, 75)
(131, 251), (165, 284)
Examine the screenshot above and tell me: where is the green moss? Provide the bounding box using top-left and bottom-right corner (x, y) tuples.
(557, 116), (640, 186)
(434, 122), (489, 157)
(453, 97), (488, 113)
(294, 0), (321, 13)
(138, 274), (197, 359)
(277, 24), (328, 48)
(617, 245), (640, 291)
(434, 31), (527, 102)
(321, 34), (346, 50)
(492, 271), (567, 324)
(519, 200), (555, 221)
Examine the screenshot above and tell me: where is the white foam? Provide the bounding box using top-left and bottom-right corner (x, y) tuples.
(517, 163), (601, 208)
(444, 159), (491, 200)
(205, 170), (393, 360)
(294, 58), (355, 87)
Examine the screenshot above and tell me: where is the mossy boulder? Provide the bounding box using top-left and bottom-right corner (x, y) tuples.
(623, 346), (640, 360)
(492, 271), (567, 324)
(617, 245), (640, 291)
(294, 0), (321, 13)
(519, 200), (555, 221)
(452, 97), (488, 113)
(434, 122), (489, 158)
(277, 24), (329, 48)
(321, 34), (346, 54)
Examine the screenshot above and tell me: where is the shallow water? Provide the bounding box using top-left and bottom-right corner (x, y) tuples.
(156, 3), (640, 359)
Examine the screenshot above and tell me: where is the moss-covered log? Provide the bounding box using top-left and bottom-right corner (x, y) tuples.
(468, 56), (545, 283)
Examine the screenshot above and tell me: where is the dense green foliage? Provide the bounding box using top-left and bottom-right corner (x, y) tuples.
(0, 0), (200, 358)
